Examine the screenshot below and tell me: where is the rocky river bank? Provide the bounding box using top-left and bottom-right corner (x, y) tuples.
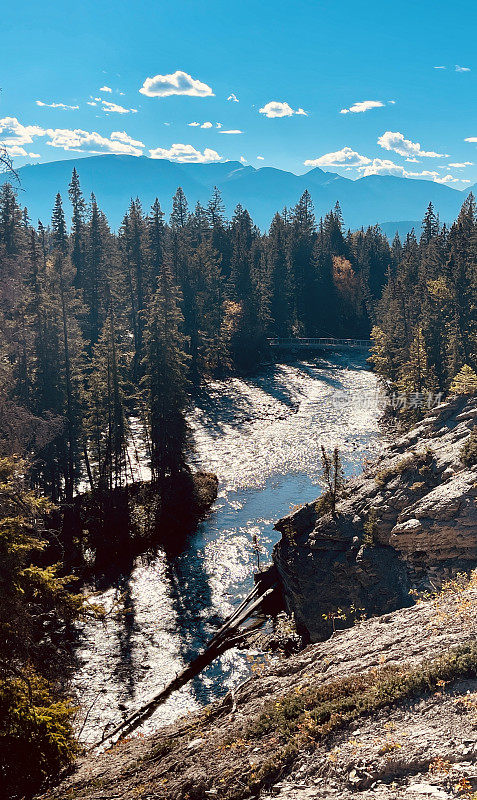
(42, 395), (477, 800)
(274, 394), (477, 641)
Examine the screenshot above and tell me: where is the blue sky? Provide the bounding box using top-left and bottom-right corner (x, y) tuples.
(1, 0), (477, 188)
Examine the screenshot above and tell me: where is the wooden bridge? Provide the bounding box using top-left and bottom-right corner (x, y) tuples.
(267, 337), (371, 352)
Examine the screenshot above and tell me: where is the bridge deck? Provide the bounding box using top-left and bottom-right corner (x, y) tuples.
(268, 337), (371, 350)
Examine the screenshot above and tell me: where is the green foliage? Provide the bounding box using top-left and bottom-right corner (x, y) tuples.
(461, 427), (477, 467)
(0, 669), (78, 798)
(142, 267), (191, 483)
(314, 491), (333, 517)
(371, 196), (477, 399)
(363, 507), (379, 546)
(320, 446), (345, 516)
(0, 457), (82, 798)
(450, 364), (477, 395)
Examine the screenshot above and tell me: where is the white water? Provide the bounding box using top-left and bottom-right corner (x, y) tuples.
(73, 355), (383, 743)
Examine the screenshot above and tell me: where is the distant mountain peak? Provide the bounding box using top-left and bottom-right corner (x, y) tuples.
(1, 154), (471, 232)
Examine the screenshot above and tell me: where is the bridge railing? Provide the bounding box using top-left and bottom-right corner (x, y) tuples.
(267, 337), (371, 349)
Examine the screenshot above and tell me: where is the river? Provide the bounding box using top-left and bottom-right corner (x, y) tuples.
(73, 354), (383, 744)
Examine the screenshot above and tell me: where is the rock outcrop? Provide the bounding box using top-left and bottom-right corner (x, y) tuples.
(43, 578), (477, 800)
(273, 396), (477, 642)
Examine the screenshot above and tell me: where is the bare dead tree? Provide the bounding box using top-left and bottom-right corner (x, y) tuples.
(0, 85), (20, 182)
(0, 142), (19, 182)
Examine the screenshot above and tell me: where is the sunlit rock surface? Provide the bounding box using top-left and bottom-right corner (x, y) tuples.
(45, 580), (477, 800)
(274, 396), (477, 641)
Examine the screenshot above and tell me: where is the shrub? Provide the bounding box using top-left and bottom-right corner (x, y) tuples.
(450, 365), (477, 395)
(461, 427), (477, 467)
(0, 669), (78, 798)
(363, 508), (379, 546)
(375, 449), (434, 487)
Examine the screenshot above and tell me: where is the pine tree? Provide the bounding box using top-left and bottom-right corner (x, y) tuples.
(420, 202), (439, 248)
(450, 364), (477, 395)
(86, 306), (129, 491)
(147, 198), (165, 286)
(119, 200), (148, 380)
(50, 194), (85, 501)
(142, 267), (190, 484)
(267, 213), (291, 336)
(170, 187), (188, 229)
(288, 191), (317, 333)
(68, 168), (86, 290)
(320, 445), (345, 516)
(399, 327), (436, 398)
(83, 194), (108, 348)
(227, 205), (265, 369)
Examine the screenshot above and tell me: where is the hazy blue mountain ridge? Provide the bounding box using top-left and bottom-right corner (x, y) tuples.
(3, 154), (472, 235)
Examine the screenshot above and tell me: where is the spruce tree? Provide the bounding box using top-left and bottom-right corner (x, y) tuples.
(68, 168), (86, 290)
(142, 267), (190, 485)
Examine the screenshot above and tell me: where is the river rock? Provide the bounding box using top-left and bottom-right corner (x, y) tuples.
(273, 395), (477, 641)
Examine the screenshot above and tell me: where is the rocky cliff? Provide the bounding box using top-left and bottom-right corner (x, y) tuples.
(273, 396), (477, 642)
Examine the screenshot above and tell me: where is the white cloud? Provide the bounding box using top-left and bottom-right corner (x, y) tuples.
(0, 116), (145, 158)
(36, 101), (79, 110)
(434, 174), (459, 184)
(149, 143), (221, 162)
(434, 62), (471, 72)
(259, 101), (307, 118)
(464, 137), (477, 143)
(87, 101), (97, 107)
(340, 100), (384, 114)
(0, 116), (46, 145)
(101, 100), (137, 114)
(257, 155), (264, 160)
(227, 93), (239, 102)
(45, 128), (144, 155)
(240, 156), (247, 164)
(359, 158), (469, 185)
(378, 130), (445, 158)
(359, 158), (439, 179)
(449, 161), (473, 167)
(360, 158), (406, 177)
(5, 144), (42, 159)
(100, 85), (113, 92)
(188, 121), (213, 128)
(216, 122), (222, 129)
(304, 146), (371, 168)
(109, 131), (144, 146)
(140, 70), (213, 98)
(4, 144), (29, 157)
(219, 129), (242, 134)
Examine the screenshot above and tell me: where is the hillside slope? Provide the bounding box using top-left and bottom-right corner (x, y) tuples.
(43, 578), (477, 800)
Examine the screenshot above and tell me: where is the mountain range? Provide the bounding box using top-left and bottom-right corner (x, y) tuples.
(3, 155), (474, 235)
